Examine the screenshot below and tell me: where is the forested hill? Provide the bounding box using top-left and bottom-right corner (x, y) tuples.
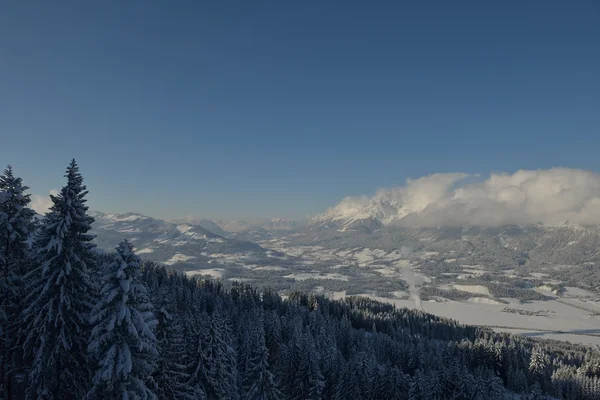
(2, 161), (600, 400)
(137, 261), (600, 400)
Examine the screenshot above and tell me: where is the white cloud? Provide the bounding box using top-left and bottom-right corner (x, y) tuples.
(319, 168), (600, 227)
(30, 189), (59, 215)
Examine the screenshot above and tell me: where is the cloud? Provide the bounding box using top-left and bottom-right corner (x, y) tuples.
(315, 173), (468, 224)
(323, 168), (600, 227)
(30, 189), (59, 215)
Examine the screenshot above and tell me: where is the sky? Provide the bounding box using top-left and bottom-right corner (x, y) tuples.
(1, 1), (599, 221)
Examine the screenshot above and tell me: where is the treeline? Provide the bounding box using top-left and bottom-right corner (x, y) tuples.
(2, 161), (600, 399)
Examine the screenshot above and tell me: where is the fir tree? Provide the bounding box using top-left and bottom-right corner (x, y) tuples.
(86, 240), (158, 400)
(0, 166), (35, 399)
(241, 312), (280, 400)
(202, 308), (239, 400)
(184, 315), (209, 399)
(21, 160), (96, 399)
(296, 330), (324, 400)
(153, 306), (193, 399)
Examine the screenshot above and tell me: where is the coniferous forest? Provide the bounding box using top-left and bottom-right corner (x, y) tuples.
(3, 161), (600, 400)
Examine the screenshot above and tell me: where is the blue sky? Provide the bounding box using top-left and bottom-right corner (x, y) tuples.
(1, 1), (599, 220)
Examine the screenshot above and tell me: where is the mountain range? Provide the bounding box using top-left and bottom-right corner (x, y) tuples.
(91, 207), (600, 272)
(90, 211), (268, 269)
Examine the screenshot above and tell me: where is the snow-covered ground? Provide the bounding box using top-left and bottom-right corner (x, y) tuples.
(164, 253), (196, 265)
(284, 272), (349, 281)
(253, 265), (288, 271)
(452, 284), (491, 296)
(174, 235), (600, 347)
(185, 268), (225, 279)
(336, 293), (600, 346)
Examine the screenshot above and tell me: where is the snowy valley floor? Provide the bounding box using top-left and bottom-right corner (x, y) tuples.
(174, 235), (600, 347)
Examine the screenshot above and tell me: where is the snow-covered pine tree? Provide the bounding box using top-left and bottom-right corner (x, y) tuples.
(86, 240), (158, 400)
(296, 329), (324, 400)
(277, 320), (303, 399)
(241, 311), (280, 400)
(201, 308), (240, 400)
(21, 160), (96, 399)
(530, 346), (550, 392)
(184, 311), (209, 399)
(153, 305), (193, 399)
(0, 165), (35, 274)
(0, 166), (35, 399)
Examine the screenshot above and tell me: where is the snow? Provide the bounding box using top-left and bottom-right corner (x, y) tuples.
(164, 253), (196, 265)
(185, 268), (224, 279)
(329, 291), (347, 300)
(254, 266), (288, 272)
(117, 228), (141, 233)
(176, 224), (193, 233)
(467, 297), (504, 305)
(563, 286), (596, 298)
(135, 248), (154, 254)
(537, 285), (555, 293)
(374, 267), (397, 276)
(284, 272), (349, 281)
(494, 328), (600, 347)
(352, 248), (377, 266)
(452, 285), (491, 296)
(346, 294), (600, 346)
(530, 272), (548, 278)
(228, 277), (254, 282)
(107, 214), (148, 222)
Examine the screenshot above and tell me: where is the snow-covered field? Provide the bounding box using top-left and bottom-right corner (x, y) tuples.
(172, 236), (600, 347)
(253, 265), (288, 271)
(185, 268), (225, 279)
(452, 284), (491, 296)
(337, 293), (600, 346)
(284, 272), (349, 281)
(164, 253), (196, 265)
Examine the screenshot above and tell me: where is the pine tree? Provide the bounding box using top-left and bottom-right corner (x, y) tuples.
(86, 240), (158, 399)
(296, 330), (324, 400)
(0, 166), (35, 399)
(488, 374), (506, 400)
(408, 371), (422, 400)
(334, 362), (361, 400)
(529, 346), (549, 392)
(241, 312), (280, 400)
(153, 306), (193, 399)
(21, 160), (96, 399)
(184, 312), (208, 399)
(202, 308), (240, 400)
(278, 321), (303, 398)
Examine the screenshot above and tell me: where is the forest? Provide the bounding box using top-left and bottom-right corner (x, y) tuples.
(2, 161), (600, 399)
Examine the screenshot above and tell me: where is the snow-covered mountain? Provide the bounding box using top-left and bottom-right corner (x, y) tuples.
(91, 211), (266, 268)
(310, 194), (404, 230)
(290, 221), (600, 268)
(173, 216), (300, 234)
(265, 217), (299, 231)
(215, 218), (300, 233)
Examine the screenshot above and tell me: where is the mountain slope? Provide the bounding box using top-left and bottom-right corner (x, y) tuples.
(91, 211), (265, 268)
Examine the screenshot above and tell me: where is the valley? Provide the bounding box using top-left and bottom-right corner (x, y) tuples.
(91, 211), (600, 346)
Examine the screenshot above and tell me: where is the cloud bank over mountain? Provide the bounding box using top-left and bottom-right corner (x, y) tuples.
(313, 168), (600, 227)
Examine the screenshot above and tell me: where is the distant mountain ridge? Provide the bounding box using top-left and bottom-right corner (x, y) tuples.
(174, 216), (300, 234)
(91, 209), (600, 272)
(90, 211), (266, 267)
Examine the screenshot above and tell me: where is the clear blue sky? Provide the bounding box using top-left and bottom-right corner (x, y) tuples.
(1, 1), (599, 220)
